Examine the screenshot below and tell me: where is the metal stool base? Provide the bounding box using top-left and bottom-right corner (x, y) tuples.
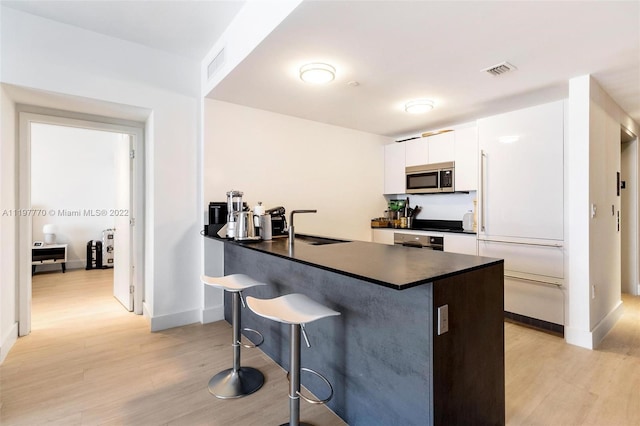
(280, 423), (312, 426)
(208, 367), (264, 399)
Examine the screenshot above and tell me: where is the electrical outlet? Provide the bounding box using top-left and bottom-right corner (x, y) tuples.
(437, 305), (449, 335)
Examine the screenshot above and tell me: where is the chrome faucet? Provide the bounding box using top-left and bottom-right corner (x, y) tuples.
(288, 210), (318, 249)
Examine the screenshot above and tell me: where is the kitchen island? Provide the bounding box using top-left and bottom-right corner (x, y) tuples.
(210, 235), (504, 425)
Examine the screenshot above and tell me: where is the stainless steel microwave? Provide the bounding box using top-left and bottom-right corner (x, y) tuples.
(405, 162), (455, 194)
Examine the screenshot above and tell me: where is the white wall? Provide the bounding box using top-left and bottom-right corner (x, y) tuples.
(0, 7), (201, 337)
(0, 85), (19, 362)
(203, 99), (390, 242)
(566, 75), (640, 349)
(621, 139), (638, 294)
(392, 192), (477, 222)
(30, 123), (124, 269)
(202, 0), (302, 95)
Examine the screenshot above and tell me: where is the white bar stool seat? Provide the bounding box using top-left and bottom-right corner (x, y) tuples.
(201, 274), (267, 399)
(247, 293), (340, 426)
(246, 293), (340, 324)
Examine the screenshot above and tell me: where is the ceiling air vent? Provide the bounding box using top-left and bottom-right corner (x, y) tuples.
(482, 61), (517, 76)
(207, 48), (225, 80)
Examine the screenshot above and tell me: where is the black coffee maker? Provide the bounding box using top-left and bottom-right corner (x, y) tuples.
(265, 206), (288, 237)
(207, 202), (228, 237)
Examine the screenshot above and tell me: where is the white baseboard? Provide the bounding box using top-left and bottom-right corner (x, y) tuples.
(0, 322), (19, 364)
(148, 307), (201, 332)
(565, 326), (595, 349)
(202, 303), (224, 324)
(66, 259), (87, 270)
(565, 300), (624, 350)
(592, 300), (624, 348)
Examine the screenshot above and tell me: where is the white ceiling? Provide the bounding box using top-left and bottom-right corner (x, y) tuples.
(1, 0), (245, 60)
(3, 1), (639, 138)
(209, 1), (640, 137)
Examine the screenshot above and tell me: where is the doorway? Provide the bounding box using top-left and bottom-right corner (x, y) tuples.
(621, 126), (638, 296)
(18, 112), (145, 336)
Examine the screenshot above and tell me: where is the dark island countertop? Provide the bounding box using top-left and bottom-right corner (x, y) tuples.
(211, 235), (502, 290)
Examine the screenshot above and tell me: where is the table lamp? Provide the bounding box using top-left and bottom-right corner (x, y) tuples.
(43, 224), (58, 245)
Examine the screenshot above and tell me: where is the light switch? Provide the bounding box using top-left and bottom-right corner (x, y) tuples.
(437, 305), (449, 335)
(591, 204), (597, 218)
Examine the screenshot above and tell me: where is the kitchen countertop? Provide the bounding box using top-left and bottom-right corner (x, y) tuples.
(212, 235), (501, 290)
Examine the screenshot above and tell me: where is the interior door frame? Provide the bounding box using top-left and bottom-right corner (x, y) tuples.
(18, 112), (145, 336)
(621, 126), (639, 296)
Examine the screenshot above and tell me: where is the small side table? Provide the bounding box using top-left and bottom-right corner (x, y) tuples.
(32, 243), (67, 274)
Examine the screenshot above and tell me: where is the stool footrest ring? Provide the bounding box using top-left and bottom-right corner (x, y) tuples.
(286, 367), (334, 405)
(239, 328), (264, 348)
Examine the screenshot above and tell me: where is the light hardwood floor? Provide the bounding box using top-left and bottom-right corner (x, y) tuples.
(1, 269), (640, 425)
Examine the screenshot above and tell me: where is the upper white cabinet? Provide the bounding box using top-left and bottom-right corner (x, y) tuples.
(384, 143), (406, 194)
(478, 100), (564, 241)
(405, 137), (428, 166)
(388, 127), (477, 194)
(427, 132), (455, 164)
(405, 132), (455, 167)
(454, 126), (478, 192)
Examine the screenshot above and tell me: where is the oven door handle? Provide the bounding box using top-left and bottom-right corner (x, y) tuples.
(401, 241), (424, 248)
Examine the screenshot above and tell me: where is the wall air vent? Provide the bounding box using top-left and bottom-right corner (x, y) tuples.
(207, 48), (226, 80)
(482, 61), (517, 76)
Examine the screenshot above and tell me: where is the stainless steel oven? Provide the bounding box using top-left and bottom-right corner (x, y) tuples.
(405, 161), (455, 194)
(394, 233), (444, 251)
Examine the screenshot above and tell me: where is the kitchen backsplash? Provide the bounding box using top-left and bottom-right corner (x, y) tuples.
(386, 191), (476, 221)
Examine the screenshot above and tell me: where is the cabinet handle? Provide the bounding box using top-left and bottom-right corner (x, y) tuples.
(480, 150), (486, 233)
(478, 237), (563, 248)
(504, 272), (564, 288)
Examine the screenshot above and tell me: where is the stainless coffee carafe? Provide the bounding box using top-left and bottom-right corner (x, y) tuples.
(226, 190), (244, 239)
(235, 211), (257, 240)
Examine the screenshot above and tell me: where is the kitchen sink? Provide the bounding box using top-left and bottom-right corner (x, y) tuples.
(295, 235), (350, 246)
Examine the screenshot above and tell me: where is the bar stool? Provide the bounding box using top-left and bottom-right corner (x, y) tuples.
(201, 274), (267, 399)
(246, 293), (340, 426)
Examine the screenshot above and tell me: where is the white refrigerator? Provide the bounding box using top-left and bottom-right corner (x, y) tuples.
(478, 100), (565, 326)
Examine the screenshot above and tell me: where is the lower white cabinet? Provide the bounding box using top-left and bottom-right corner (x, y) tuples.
(478, 239), (565, 325)
(444, 233), (477, 255)
(504, 276), (565, 325)
(477, 239), (563, 280)
(371, 229), (395, 245)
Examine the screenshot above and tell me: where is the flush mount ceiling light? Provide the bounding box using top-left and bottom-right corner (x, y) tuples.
(404, 99), (435, 114)
(299, 62), (336, 84)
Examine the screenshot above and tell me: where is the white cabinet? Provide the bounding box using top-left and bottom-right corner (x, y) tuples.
(454, 126), (478, 192)
(405, 138), (429, 167)
(427, 132), (455, 163)
(478, 100), (564, 241)
(371, 229), (395, 245)
(406, 132), (455, 167)
(384, 143), (405, 194)
(478, 240), (563, 280)
(444, 233), (477, 255)
(479, 239), (565, 325)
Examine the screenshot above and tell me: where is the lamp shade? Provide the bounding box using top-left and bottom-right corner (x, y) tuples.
(404, 99), (435, 114)
(43, 224), (58, 244)
(299, 63), (336, 84)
